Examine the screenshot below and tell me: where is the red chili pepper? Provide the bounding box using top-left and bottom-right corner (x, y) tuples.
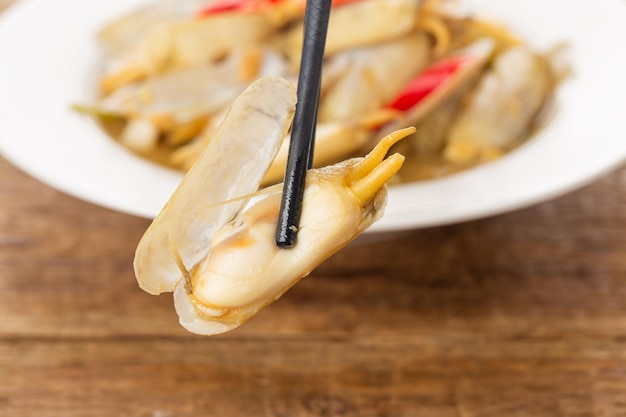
(197, 0), (278, 17)
(388, 56), (468, 112)
(331, 0), (362, 7)
(198, 0), (359, 17)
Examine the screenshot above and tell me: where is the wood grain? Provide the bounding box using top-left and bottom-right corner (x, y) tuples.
(2, 152), (626, 416)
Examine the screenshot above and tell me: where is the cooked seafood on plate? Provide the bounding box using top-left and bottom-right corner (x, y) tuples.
(134, 77), (415, 334)
(79, 0), (561, 184)
(1, 0), (624, 232)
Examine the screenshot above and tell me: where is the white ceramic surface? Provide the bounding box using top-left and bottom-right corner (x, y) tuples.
(0, 0), (625, 232)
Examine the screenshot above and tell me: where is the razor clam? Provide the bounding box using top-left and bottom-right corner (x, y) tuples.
(97, 0), (208, 56)
(87, 48), (287, 152)
(389, 38), (495, 154)
(444, 45), (552, 163)
(100, 11), (274, 93)
(318, 31), (432, 123)
(134, 76), (413, 334)
(281, 0), (421, 64)
(402, 38), (495, 127)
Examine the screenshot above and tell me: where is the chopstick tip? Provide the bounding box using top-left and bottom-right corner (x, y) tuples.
(275, 225), (298, 248)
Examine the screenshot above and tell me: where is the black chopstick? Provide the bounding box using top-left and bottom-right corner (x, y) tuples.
(275, 0), (332, 249)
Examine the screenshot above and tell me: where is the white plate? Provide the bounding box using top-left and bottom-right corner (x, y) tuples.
(1, 0), (625, 232)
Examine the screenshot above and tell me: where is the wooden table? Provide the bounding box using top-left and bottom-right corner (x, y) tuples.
(2, 152), (626, 416)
